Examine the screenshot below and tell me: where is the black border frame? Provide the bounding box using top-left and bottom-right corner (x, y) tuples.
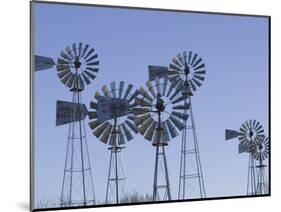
(30, 1), (271, 211)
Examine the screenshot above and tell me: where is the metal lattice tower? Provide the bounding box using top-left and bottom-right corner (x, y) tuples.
(225, 119), (266, 195)
(88, 81), (139, 204)
(168, 51), (206, 199)
(133, 77), (189, 201)
(56, 42), (99, 206)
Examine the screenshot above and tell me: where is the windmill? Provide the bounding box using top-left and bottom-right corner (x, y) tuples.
(167, 51), (206, 199)
(225, 119), (266, 195)
(88, 81), (139, 204)
(133, 77), (189, 201)
(35, 42), (99, 206)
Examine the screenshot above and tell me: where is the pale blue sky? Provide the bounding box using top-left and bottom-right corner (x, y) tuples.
(33, 2), (269, 208)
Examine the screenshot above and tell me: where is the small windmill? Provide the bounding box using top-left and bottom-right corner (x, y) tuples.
(225, 119), (266, 195)
(133, 77), (189, 201)
(88, 81), (139, 204)
(35, 42), (99, 206)
(167, 51), (206, 199)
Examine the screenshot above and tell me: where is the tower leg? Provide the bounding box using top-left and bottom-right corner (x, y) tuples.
(60, 91), (95, 207)
(105, 146), (130, 204)
(247, 154), (257, 195)
(152, 127), (172, 201)
(256, 160), (269, 195)
(178, 97), (206, 199)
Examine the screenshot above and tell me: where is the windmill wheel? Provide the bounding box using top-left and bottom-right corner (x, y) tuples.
(56, 42), (99, 90)
(88, 81), (139, 146)
(133, 77), (189, 145)
(168, 51), (206, 94)
(251, 136), (269, 161)
(238, 119), (264, 146)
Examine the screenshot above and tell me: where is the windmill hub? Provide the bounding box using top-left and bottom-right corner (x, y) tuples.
(74, 56), (82, 69)
(184, 64), (190, 76)
(156, 94), (165, 112)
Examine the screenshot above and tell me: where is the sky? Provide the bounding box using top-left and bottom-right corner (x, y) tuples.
(33, 2), (269, 208)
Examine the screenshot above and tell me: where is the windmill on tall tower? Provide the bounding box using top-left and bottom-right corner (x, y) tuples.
(225, 119), (268, 195)
(88, 81), (139, 204)
(35, 42), (99, 206)
(133, 77), (189, 201)
(168, 51), (206, 199)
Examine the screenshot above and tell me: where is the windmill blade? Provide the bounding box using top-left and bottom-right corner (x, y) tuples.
(169, 63), (181, 71)
(162, 121), (171, 142)
(110, 81), (116, 97)
(119, 81), (125, 98)
(66, 46), (74, 59)
(88, 111), (97, 119)
(225, 129), (240, 140)
(127, 90), (139, 103)
(188, 51), (192, 64)
(65, 74), (75, 88)
(171, 94), (188, 105)
(93, 122), (109, 138)
(87, 61), (99, 66)
(195, 70), (206, 75)
(166, 119), (178, 138)
(134, 113), (151, 126)
(162, 76), (168, 96)
(155, 77), (161, 95)
(72, 43), (77, 57)
(146, 80), (156, 98)
(166, 77), (181, 97)
(89, 119), (103, 130)
(132, 107), (150, 115)
(90, 101), (97, 109)
(102, 84), (110, 96)
(118, 126), (126, 145)
(172, 57), (182, 68)
(173, 103), (190, 110)
(86, 67), (99, 73)
(125, 120), (138, 134)
(123, 84), (133, 100)
(138, 117), (153, 135)
(189, 80), (197, 92)
(193, 74), (205, 82)
(183, 51), (187, 65)
(152, 130), (162, 145)
(135, 98), (151, 107)
(139, 86), (153, 102)
(35, 55), (55, 71)
(84, 70), (96, 80)
(108, 129), (117, 146)
(171, 111), (188, 121)
(177, 53), (184, 66)
(84, 48), (94, 60)
(57, 58), (70, 65)
(190, 53), (198, 66)
(85, 54), (98, 63)
(81, 72), (91, 85)
(100, 124), (113, 144)
(60, 72), (73, 86)
(169, 81), (184, 101)
(169, 115), (185, 130)
(194, 63), (205, 70)
(78, 42), (83, 57)
(193, 57), (202, 68)
(60, 51), (72, 61)
(82, 44), (89, 58)
(144, 121), (157, 141)
(192, 78), (202, 88)
(121, 123), (133, 141)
